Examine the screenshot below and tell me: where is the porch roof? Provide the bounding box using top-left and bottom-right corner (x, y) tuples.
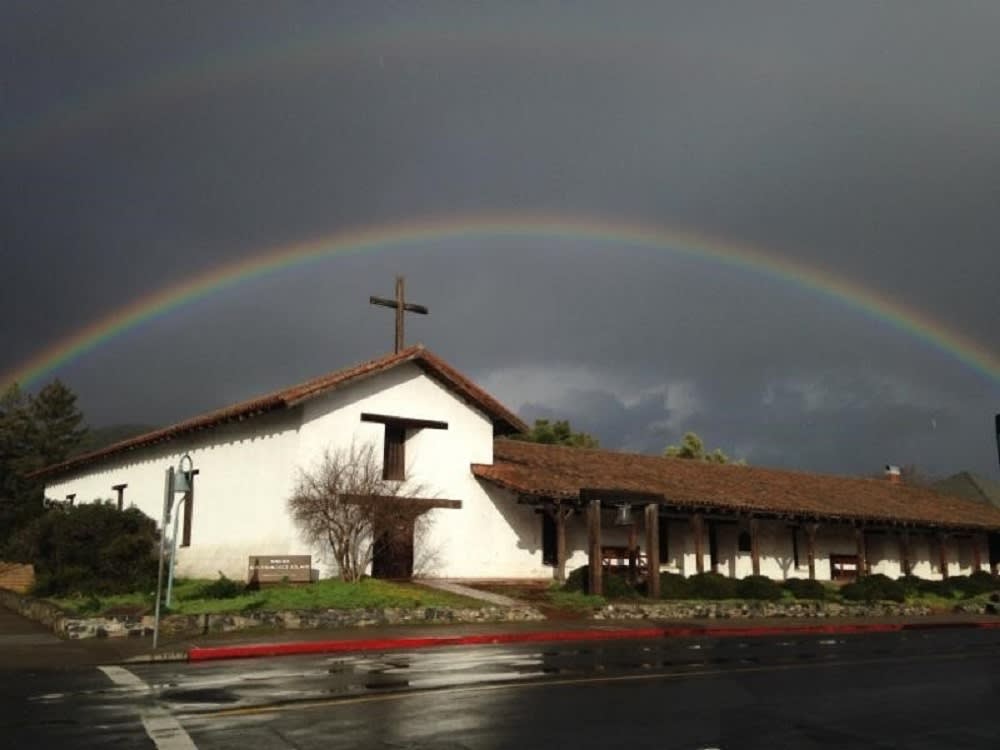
(472, 440), (1000, 531)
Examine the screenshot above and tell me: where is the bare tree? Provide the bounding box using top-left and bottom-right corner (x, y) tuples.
(288, 441), (433, 583)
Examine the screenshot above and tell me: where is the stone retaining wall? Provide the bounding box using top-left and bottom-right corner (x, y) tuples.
(594, 600), (934, 620)
(0, 588), (544, 639)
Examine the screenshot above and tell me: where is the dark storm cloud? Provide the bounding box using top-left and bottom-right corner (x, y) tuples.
(2, 2), (998, 476)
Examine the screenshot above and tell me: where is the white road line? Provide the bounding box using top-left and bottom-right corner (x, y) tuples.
(98, 665), (148, 689)
(99, 665), (198, 750)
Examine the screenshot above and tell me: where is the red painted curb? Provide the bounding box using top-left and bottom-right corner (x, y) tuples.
(186, 619), (998, 662)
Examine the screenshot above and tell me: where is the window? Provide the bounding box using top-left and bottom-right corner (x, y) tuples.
(112, 484), (127, 511)
(738, 531), (752, 552)
(360, 413), (448, 481)
(383, 423), (406, 480)
(542, 512), (557, 566)
(65, 493), (76, 505)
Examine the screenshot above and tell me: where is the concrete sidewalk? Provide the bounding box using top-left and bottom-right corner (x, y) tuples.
(2, 600), (997, 668)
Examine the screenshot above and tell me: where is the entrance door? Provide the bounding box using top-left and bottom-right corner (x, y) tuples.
(372, 517), (415, 579)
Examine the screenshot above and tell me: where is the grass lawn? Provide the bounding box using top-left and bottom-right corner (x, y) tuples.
(50, 577), (483, 617)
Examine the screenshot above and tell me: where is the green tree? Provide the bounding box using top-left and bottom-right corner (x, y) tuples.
(0, 380), (88, 544)
(664, 432), (738, 464)
(29, 380), (88, 468)
(0, 385), (37, 537)
(510, 419), (600, 448)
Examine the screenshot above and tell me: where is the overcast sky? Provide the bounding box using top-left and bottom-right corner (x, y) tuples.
(3, 2), (998, 478)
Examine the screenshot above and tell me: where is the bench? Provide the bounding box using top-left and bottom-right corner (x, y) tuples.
(601, 545), (647, 571)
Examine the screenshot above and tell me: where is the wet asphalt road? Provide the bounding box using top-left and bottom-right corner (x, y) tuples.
(2, 628), (998, 749)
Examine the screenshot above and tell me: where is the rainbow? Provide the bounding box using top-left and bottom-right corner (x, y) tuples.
(3, 214), (999, 390)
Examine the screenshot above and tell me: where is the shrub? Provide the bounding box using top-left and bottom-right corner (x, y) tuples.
(562, 565), (637, 598)
(734, 575), (783, 600)
(782, 578), (827, 600)
(194, 574), (245, 600)
(952, 571), (999, 598)
(14, 504), (159, 596)
(686, 572), (738, 600)
(563, 565), (588, 593)
(897, 575), (925, 598)
(658, 572), (692, 600)
(839, 573), (905, 603)
(914, 578), (956, 599)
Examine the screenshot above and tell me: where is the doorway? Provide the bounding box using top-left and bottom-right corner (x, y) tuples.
(372, 517), (415, 579)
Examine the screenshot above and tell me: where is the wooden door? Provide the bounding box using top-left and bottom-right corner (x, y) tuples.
(372, 517), (415, 579)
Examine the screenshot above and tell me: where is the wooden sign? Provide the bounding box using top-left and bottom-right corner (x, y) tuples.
(248, 555), (312, 585)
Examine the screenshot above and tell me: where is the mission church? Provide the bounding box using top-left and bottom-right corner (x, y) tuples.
(34, 281), (1000, 593)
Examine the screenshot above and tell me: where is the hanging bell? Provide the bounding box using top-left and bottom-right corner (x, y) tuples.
(172, 470), (191, 494)
(614, 504), (633, 526)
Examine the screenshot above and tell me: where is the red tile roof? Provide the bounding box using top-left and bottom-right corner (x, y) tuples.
(34, 346), (527, 479)
(473, 440), (1000, 531)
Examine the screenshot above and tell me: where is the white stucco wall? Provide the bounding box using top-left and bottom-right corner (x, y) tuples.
(552, 514), (992, 583)
(44, 409), (306, 580)
(45, 362), (560, 581)
(295, 363), (556, 578)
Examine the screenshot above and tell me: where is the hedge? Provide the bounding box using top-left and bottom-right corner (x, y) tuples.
(563, 565), (638, 598)
(5, 502), (159, 596)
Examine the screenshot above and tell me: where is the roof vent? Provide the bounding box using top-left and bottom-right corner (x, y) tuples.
(885, 465), (902, 484)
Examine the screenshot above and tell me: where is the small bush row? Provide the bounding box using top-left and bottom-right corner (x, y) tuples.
(564, 565), (999, 602)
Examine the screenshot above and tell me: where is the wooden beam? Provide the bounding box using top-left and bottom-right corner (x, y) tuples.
(750, 517), (761, 577)
(900, 530), (911, 577)
(691, 513), (705, 574)
(555, 506), (569, 583)
(972, 533), (982, 573)
(342, 494), (462, 510)
(855, 527), (867, 578)
(805, 523), (818, 581)
(587, 498), (603, 596)
(361, 413), (448, 430)
(645, 504), (660, 597)
(627, 522), (638, 581)
(938, 532), (949, 579)
(579, 488), (664, 505)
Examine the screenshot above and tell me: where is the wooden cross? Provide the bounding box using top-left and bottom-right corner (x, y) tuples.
(369, 275), (429, 353)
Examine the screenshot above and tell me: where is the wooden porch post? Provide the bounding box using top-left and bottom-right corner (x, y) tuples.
(900, 529), (911, 577)
(972, 533), (982, 573)
(627, 521), (639, 581)
(587, 498), (603, 596)
(855, 526), (867, 578)
(937, 532), (949, 579)
(645, 504), (660, 597)
(750, 517), (761, 577)
(805, 523), (818, 581)
(554, 506), (569, 583)
(691, 513), (705, 574)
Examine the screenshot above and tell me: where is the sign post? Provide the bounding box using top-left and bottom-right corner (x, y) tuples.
(165, 454), (194, 608)
(152, 466), (174, 650)
(152, 454), (194, 649)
